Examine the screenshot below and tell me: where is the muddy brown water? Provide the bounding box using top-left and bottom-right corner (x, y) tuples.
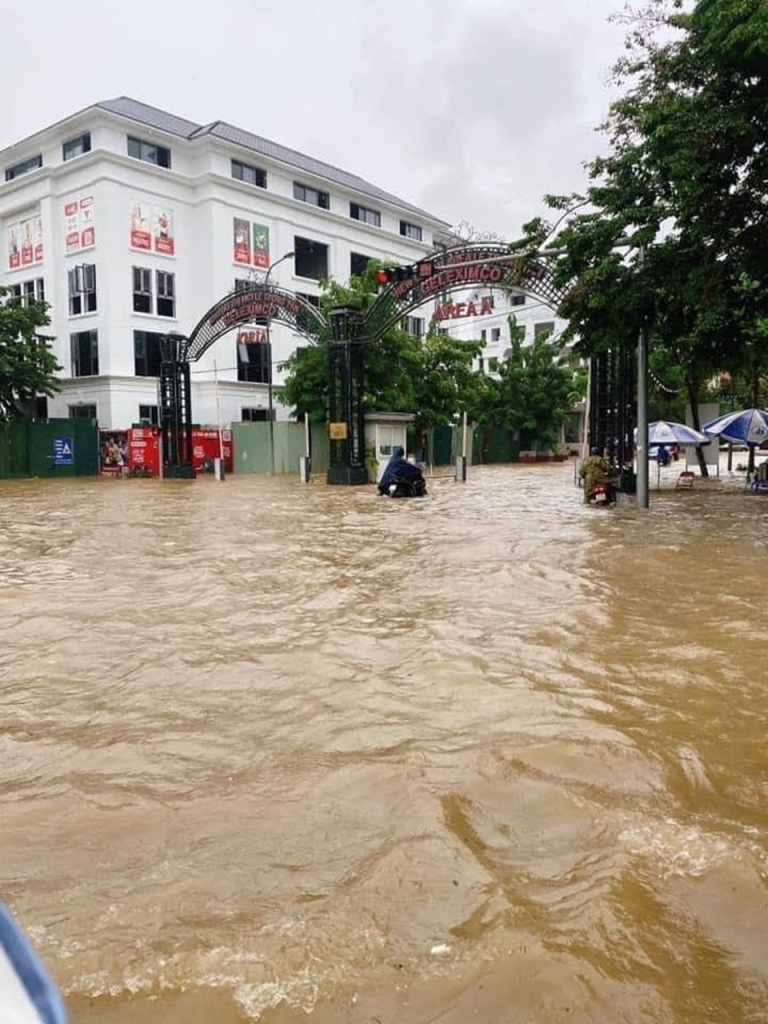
(1, 465), (766, 1023)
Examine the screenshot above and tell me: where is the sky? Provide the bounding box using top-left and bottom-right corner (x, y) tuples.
(0, 0), (628, 240)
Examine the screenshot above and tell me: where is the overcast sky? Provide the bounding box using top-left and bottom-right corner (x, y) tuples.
(1, 0), (627, 239)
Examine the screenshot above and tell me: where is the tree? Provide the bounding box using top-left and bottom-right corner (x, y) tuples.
(0, 289), (61, 421)
(515, 0), (768, 473)
(474, 317), (583, 452)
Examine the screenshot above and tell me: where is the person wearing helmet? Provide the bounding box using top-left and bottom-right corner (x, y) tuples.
(377, 446), (426, 496)
(580, 446), (610, 504)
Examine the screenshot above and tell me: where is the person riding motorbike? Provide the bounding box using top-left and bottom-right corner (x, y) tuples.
(580, 446), (611, 505)
(377, 446), (426, 497)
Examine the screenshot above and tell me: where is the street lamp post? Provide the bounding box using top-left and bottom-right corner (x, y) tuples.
(263, 251), (294, 474)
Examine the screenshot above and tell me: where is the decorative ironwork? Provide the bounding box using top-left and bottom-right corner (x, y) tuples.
(589, 341), (637, 491)
(159, 244), (627, 486)
(363, 243), (568, 340)
(159, 332), (195, 478)
(185, 284), (328, 362)
(327, 306), (367, 484)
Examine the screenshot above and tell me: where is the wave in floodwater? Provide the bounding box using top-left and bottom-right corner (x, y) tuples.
(1, 465), (767, 1023)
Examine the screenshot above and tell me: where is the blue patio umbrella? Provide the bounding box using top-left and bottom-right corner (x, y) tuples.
(637, 421), (710, 489)
(701, 408), (768, 447)
(647, 420), (711, 447)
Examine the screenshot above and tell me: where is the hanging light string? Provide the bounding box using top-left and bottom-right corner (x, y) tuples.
(650, 369), (684, 395)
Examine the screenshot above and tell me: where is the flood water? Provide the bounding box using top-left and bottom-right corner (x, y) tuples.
(1, 463), (767, 1024)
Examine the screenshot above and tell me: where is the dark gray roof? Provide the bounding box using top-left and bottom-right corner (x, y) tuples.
(96, 97), (448, 225)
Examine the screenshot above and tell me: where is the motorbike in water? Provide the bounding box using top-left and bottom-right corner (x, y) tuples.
(382, 474), (428, 498)
(587, 479), (617, 506)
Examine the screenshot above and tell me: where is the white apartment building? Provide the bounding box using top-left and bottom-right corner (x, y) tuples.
(0, 97), (449, 429)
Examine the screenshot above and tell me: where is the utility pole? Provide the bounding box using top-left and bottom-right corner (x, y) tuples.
(636, 246), (649, 508)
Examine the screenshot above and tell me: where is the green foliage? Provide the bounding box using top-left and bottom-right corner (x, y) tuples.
(0, 289), (61, 421)
(473, 317), (584, 451)
(515, 0), (768, 434)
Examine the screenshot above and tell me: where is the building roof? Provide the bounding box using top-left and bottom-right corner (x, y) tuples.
(95, 97), (448, 226)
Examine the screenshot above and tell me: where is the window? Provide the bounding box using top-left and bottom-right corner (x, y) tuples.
(534, 321), (555, 340)
(293, 182), (330, 209)
(296, 291), (320, 308)
(7, 278), (45, 306)
(478, 357), (485, 373)
(68, 264), (97, 316)
(69, 403), (97, 419)
(234, 278), (251, 293)
(350, 252), (372, 277)
(510, 293), (526, 307)
(156, 270), (175, 318)
(294, 237), (328, 280)
(488, 357), (499, 373)
(491, 327), (501, 343)
(5, 155), (42, 182)
(36, 396), (48, 418)
(400, 220), (422, 241)
(237, 334), (269, 383)
(404, 316), (424, 338)
(134, 330), (164, 377)
(231, 159), (266, 188)
(63, 133), (91, 161)
(480, 329), (487, 343)
(70, 330), (99, 377)
(133, 267), (152, 313)
(350, 203), (381, 227)
(138, 404), (159, 426)
(241, 407), (269, 422)
(127, 135), (171, 169)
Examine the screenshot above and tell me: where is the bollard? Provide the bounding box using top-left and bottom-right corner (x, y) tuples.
(213, 458), (225, 482)
(455, 455), (467, 482)
(299, 456), (311, 484)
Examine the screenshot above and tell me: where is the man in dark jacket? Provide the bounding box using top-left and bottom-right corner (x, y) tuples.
(377, 447), (426, 496)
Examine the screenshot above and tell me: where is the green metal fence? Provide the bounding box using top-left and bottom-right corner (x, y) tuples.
(231, 422), (329, 476)
(0, 418), (99, 479)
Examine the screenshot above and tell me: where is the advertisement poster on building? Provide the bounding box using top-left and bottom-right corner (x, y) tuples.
(7, 225), (20, 270)
(99, 430), (129, 477)
(7, 216), (43, 269)
(233, 218), (251, 265)
(65, 196), (95, 253)
(154, 207), (174, 255)
(130, 202), (152, 250)
(253, 223), (269, 268)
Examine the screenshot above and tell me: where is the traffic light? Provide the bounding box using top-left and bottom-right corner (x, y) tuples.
(374, 265), (413, 287)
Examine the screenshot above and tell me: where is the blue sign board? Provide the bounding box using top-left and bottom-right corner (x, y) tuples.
(53, 437), (74, 466)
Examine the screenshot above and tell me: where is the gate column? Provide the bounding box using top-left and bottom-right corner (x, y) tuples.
(159, 331), (195, 478)
(327, 306), (368, 485)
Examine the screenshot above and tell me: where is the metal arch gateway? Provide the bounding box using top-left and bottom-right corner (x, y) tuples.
(185, 285), (329, 360)
(363, 242), (568, 340)
(161, 244), (630, 483)
(158, 285), (328, 477)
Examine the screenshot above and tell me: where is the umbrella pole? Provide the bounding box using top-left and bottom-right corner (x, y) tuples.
(657, 460), (661, 490)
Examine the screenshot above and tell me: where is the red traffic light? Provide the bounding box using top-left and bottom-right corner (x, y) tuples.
(375, 265), (414, 286)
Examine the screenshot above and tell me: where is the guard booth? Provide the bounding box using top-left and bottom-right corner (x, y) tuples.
(364, 412), (415, 483)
